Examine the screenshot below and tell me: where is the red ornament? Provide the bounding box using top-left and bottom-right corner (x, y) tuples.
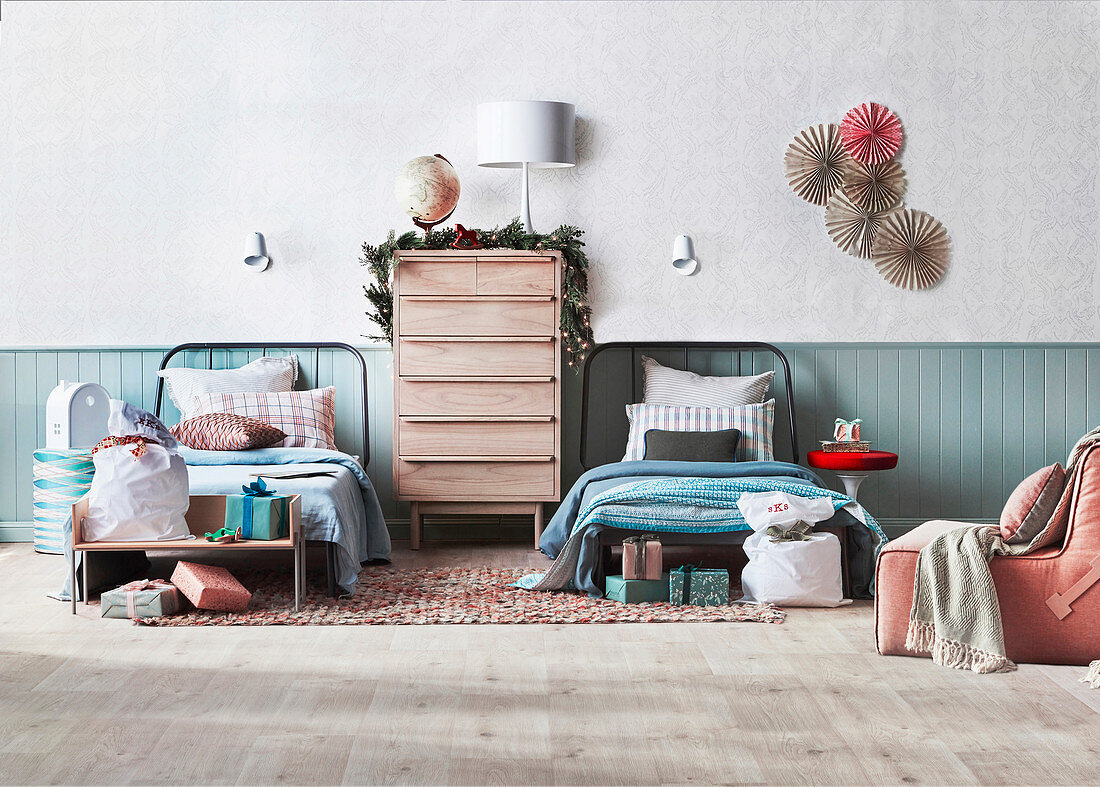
(449, 224), (483, 250)
(840, 102), (903, 165)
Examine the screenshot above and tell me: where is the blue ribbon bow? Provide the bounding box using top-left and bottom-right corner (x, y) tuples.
(240, 478), (277, 539)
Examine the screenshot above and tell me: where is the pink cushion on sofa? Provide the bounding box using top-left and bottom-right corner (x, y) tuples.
(1000, 463), (1065, 543)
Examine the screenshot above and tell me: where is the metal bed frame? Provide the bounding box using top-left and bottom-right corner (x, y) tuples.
(155, 342), (371, 597)
(579, 341), (799, 469)
(574, 341), (854, 594)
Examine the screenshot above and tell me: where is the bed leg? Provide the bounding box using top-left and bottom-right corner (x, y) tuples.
(410, 502), (421, 551)
(533, 503), (544, 550)
(326, 541), (338, 598)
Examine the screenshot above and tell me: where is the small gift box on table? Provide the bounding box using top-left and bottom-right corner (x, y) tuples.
(622, 534), (663, 580)
(101, 579), (182, 619)
(604, 573), (670, 603)
(224, 479), (289, 540)
(171, 561), (252, 612)
(669, 566), (730, 606)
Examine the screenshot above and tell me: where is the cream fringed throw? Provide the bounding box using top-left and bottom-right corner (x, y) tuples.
(1084, 661), (1100, 688)
(907, 427), (1100, 675)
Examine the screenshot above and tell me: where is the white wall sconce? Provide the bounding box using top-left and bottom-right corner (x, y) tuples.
(672, 234), (699, 275)
(244, 232), (271, 272)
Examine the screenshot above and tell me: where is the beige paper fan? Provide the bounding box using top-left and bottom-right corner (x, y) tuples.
(784, 124), (849, 206)
(825, 192), (900, 258)
(872, 209), (950, 289)
(842, 159), (905, 212)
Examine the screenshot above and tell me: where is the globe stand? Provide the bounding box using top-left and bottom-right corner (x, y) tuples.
(411, 205), (455, 238)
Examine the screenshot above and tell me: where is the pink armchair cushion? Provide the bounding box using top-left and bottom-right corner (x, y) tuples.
(1000, 463), (1065, 543)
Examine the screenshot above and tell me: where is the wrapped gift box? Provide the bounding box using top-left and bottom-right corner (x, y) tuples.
(101, 579), (182, 619)
(669, 567), (730, 606)
(224, 483), (289, 541)
(622, 534), (663, 580)
(604, 573), (670, 603)
(171, 561), (252, 612)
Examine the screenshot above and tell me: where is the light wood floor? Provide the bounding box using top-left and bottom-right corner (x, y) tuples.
(1, 542), (1098, 786)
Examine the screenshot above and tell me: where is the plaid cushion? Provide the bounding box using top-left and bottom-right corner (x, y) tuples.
(170, 413), (287, 451)
(191, 387), (337, 450)
(623, 400), (775, 462)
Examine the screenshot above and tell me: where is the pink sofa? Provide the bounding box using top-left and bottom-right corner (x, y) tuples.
(876, 445), (1100, 666)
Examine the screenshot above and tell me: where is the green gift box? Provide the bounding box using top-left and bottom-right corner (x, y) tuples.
(225, 480), (289, 541)
(669, 566), (729, 606)
(604, 573), (670, 603)
(101, 580), (182, 619)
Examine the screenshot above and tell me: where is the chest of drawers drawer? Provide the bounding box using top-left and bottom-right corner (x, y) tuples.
(399, 297), (555, 337)
(398, 418), (555, 456)
(399, 338), (556, 377)
(397, 379), (555, 416)
(396, 459), (556, 500)
(476, 259), (555, 295)
(398, 260), (476, 295)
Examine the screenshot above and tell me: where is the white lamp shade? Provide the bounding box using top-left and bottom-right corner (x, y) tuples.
(672, 234), (699, 276)
(477, 101), (576, 169)
(244, 232), (270, 271)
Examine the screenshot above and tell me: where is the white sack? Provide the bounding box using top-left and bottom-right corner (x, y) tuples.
(735, 490), (836, 531)
(740, 529), (846, 607)
(82, 401), (190, 542)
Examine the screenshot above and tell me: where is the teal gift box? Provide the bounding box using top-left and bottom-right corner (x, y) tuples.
(669, 566), (729, 606)
(224, 480), (290, 540)
(101, 580), (182, 619)
(604, 573), (670, 603)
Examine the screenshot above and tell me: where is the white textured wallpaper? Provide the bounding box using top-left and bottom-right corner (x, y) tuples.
(1, 0), (1097, 347)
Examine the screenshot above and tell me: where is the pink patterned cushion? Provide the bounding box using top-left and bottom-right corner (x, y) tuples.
(170, 413), (286, 451)
(190, 387), (337, 450)
(1000, 463), (1066, 543)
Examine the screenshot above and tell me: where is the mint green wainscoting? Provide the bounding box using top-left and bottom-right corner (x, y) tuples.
(2, 344), (1098, 542)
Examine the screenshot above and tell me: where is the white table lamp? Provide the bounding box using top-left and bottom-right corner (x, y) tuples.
(477, 100), (575, 233)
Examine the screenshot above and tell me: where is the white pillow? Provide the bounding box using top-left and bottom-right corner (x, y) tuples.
(642, 356), (773, 408)
(623, 401), (775, 462)
(159, 355), (298, 420)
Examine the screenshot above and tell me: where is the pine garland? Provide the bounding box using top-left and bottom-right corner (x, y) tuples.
(361, 219), (594, 368)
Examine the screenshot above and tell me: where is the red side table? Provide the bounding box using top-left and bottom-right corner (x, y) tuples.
(806, 449), (898, 502)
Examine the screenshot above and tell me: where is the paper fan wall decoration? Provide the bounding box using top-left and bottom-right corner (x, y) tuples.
(825, 192), (900, 259)
(784, 124), (849, 206)
(842, 159), (905, 213)
(840, 102), (903, 165)
(871, 209), (950, 289)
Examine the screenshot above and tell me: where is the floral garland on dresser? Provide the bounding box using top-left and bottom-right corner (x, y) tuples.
(361, 219), (594, 368)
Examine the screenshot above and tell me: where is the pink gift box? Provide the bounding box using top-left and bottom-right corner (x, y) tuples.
(170, 561), (252, 612)
(622, 535), (663, 581)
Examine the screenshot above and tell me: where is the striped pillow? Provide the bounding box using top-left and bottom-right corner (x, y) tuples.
(159, 356), (299, 420)
(623, 401), (775, 462)
(170, 413), (287, 451)
(643, 356), (773, 408)
(191, 387), (337, 450)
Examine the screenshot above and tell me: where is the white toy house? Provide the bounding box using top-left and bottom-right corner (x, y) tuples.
(45, 381), (110, 449)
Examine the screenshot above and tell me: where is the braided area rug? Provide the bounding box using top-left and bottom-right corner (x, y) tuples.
(136, 566), (785, 626)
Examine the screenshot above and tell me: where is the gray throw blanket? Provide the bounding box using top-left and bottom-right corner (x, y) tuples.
(907, 427), (1100, 673)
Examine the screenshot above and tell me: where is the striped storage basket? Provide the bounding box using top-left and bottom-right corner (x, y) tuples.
(32, 449), (94, 555)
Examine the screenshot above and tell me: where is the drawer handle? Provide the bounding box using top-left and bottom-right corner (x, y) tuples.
(401, 455), (554, 462)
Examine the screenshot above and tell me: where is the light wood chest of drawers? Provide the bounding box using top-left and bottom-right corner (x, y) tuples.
(392, 249), (562, 548)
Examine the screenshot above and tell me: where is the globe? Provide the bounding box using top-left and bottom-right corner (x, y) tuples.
(394, 154), (461, 225)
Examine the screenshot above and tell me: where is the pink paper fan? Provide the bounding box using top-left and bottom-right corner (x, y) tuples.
(840, 102), (903, 165)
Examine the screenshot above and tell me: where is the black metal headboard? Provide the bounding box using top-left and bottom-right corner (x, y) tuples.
(154, 342), (370, 465)
(579, 341), (799, 469)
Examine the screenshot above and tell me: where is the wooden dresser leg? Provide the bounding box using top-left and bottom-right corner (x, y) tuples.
(533, 502), (544, 550)
(410, 502), (421, 551)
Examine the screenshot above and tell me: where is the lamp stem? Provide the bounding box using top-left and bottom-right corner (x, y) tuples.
(520, 161), (533, 233)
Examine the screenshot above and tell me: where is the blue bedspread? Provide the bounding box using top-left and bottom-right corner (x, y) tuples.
(181, 447), (390, 594)
(527, 460), (887, 598)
